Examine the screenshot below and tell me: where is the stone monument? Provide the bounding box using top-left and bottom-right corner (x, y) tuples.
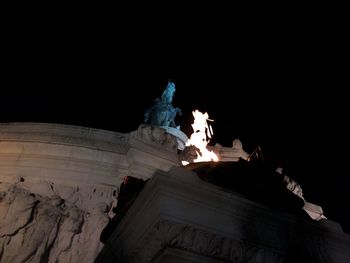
(144, 81), (188, 150)
(0, 91), (349, 262)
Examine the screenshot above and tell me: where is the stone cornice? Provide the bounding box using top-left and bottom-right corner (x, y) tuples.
(0, 122), (128, 154)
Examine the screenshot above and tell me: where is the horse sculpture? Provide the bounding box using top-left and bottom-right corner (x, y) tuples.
(144, 81), (182, 128)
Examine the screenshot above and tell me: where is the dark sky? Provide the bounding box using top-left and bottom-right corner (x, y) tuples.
(1, 11), (349, 233)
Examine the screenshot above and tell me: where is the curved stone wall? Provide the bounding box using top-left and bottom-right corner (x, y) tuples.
(0, 123), (181, 262)
(0, 122), (129, 188)
(0, 123), (132, 262)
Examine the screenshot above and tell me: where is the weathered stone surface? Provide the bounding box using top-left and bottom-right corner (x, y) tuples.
(0, 182), (110, 263)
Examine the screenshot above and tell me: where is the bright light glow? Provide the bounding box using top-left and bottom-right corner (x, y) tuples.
(182, 109), (219, 165)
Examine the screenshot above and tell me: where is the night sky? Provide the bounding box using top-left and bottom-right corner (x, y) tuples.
(1, 12), (349, 233)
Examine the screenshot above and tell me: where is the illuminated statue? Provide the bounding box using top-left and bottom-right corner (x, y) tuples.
(144, 81), (182, 128)
(161, 81), (175, 104)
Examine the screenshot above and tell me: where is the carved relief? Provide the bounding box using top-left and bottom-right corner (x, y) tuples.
(118, 219), (330, 263)
(0, 183), (110, 263)
(126, 219), (248, 262)
(132, 124), (178, 152)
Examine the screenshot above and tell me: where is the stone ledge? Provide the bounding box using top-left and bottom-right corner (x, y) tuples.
(0, 122), (128, 153)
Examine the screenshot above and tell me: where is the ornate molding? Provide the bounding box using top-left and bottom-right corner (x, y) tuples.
(130, 124), (178, 153)
(111, 218), (336, 263)
(0, 122), (128, 154)
(125, 219), (286, 263)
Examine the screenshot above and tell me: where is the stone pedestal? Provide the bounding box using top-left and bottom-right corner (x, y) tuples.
(160, 126), (189, 150)
(96, 166), (350, 263)
(126, 124), (181, 179)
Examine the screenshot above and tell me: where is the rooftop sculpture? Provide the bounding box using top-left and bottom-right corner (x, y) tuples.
(144, 81), (182, 129)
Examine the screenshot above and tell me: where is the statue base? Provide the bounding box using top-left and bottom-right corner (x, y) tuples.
(160, 126), (189, 150)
